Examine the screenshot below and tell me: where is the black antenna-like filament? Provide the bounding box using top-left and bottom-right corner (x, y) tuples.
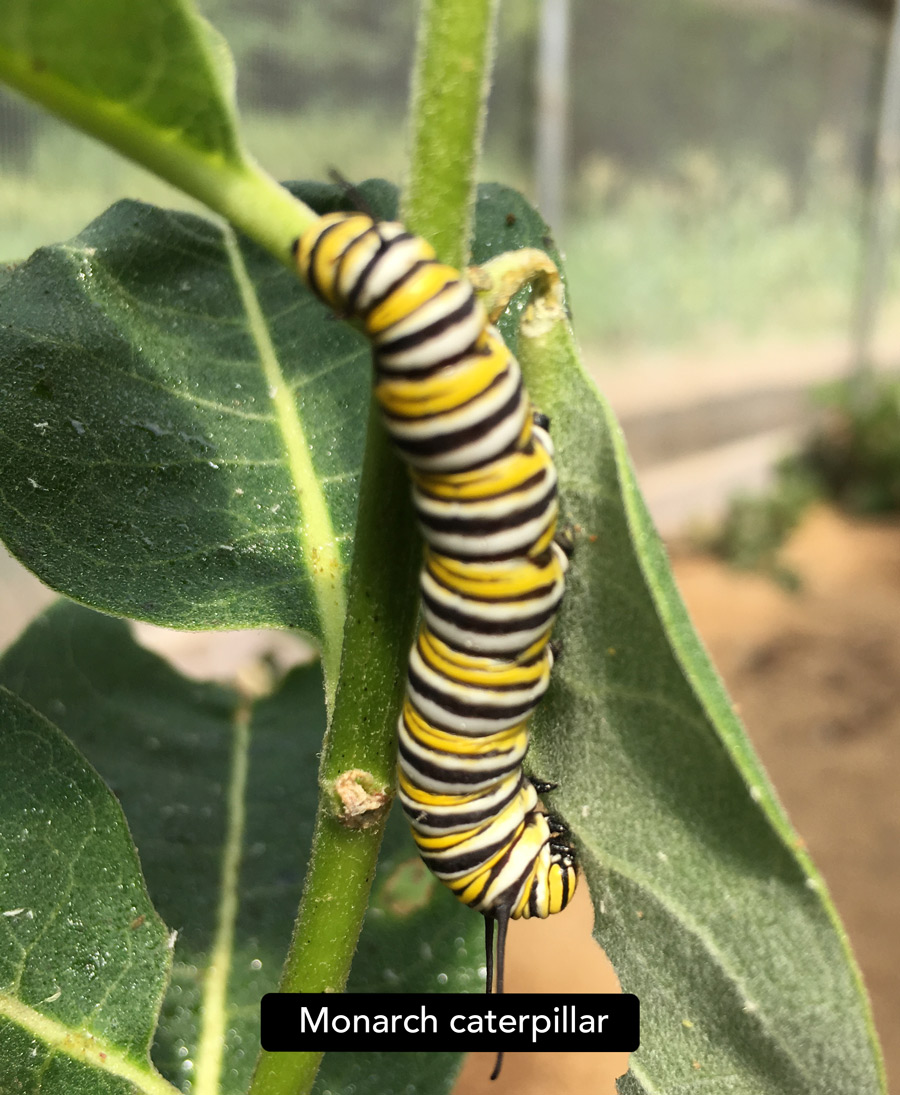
(327, 167), (375, 218)
(485, 908), (510, 1080)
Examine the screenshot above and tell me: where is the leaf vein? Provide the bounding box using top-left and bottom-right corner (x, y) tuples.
(0, 989), (182, 1095)
(591, 851), (817, 1091)
(223, 229), (346, 705)
(192, 698), (252, 1095)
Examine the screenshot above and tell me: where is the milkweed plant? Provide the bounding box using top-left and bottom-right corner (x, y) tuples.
(0, 2), (886, 1095)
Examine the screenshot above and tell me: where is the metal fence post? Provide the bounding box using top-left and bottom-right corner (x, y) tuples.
(535, 0), (569, 237)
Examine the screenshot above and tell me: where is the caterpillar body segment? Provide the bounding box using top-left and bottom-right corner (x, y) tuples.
(295, 212), (578, 1048)
(410, 442), (560, 560)
(420, 546), (568, 657)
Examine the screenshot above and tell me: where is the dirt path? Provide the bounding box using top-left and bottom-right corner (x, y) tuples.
(674, 506), (900, 1090)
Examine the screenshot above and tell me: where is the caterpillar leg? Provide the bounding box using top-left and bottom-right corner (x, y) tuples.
(530, 778), (559, 795)
(555, 524), (576, 558)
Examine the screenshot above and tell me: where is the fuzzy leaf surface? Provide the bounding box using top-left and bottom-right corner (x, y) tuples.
(0, 684), (173, 1095)
(471, 188), (885, 1094)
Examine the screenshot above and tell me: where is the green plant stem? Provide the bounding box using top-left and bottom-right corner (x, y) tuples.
(248, 2), (501, 1093)
(403, 0), (500, 265)
(246, 401), (419, 1095)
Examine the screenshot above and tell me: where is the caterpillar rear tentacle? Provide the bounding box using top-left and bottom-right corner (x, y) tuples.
(485, 907), (510, 1081)
(294, 213), (578, 1077)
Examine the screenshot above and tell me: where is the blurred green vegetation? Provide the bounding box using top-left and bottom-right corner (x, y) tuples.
(567, 0), (879, 187)
(710, 373), (900, 583)
(0, 0), (895, 351)
(803, 373), (900, 513)
(2, 108), (887, 352)
(564, 142), (871, 348)
(706, 462), (821, 589)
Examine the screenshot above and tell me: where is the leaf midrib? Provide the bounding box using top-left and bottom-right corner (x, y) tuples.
(223, 227), (346, 704)
(192, 696), (252, 1095)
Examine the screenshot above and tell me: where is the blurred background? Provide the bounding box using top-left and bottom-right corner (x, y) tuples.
(1, 0), (898, 1091)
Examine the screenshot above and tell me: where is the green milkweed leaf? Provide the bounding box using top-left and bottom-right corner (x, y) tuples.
(0, 682), (174, 1095)
(0, 601), (482, 1095)
(0, 0), (242, 165)
(0, 0), (316, 259)
(0, 182), (397, 676)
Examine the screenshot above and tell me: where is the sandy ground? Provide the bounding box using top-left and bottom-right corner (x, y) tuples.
(456, 505), (900, 1095)
(673, 506), (900, 1093)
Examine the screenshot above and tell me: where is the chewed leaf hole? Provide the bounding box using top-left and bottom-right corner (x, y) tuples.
(376, 859), (435, 917)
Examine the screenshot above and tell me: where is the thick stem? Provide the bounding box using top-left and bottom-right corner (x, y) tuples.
(403, 0), (500, 265)
(246, 818), (385, 1095)
(249, 2), (500, 1092)
(247, 401), (417, 1095)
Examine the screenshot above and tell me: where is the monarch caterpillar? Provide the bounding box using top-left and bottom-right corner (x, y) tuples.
(294, 213), (577, 1076)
